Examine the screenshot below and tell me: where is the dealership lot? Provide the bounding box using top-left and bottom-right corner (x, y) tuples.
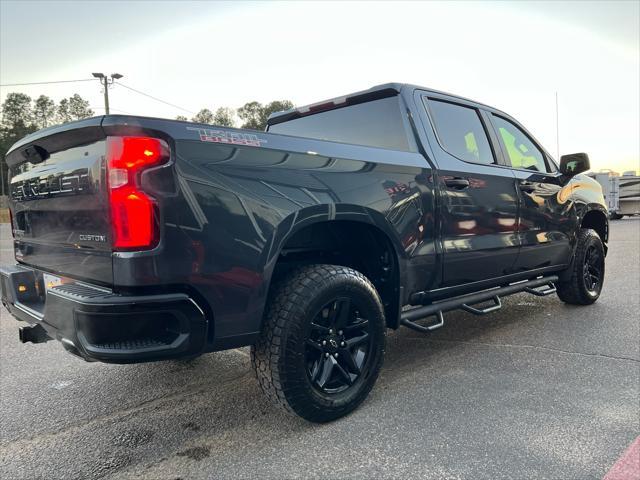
(0, 219), (638, 480)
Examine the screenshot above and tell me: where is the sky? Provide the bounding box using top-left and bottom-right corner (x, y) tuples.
(1, 0), (639, 173)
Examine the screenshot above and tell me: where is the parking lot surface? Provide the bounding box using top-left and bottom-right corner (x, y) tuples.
(1, 219), (638, 480)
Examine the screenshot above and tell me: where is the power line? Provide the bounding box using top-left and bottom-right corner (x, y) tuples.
(0, 78), (96, 87)
(116, 82), (195, 115)
(0, 77), (196, 116)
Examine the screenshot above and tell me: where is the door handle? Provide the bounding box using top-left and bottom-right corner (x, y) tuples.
(444, 177), (470, 189)
(519, 181), (536, 193)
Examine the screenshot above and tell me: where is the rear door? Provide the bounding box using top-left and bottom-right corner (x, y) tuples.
(487, 113), (573, 271)
(418, 93), (520, 287)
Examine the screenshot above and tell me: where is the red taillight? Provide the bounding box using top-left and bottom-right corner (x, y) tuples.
(106, 136), (169, 250)
(108, 136), (165, 170)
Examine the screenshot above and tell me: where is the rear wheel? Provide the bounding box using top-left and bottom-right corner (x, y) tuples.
(557, 228), (605, 305)
(251, 264), (385, 422)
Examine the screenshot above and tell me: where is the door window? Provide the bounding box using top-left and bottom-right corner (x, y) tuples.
(426, 99), (495, 165)
(492, 115), (548, 172)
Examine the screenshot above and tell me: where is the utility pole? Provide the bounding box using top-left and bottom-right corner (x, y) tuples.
(0, 156), (5, 197)
(555, 91), (560, 159)
(92, 72), (123, 114)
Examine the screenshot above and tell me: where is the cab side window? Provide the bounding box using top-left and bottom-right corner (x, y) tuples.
(492, 115), (549, 173)
(426, 99), (495, 165)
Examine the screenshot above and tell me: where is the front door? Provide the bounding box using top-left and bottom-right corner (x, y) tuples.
(420, 95), (520, 287)
(488, 114), (574, 272)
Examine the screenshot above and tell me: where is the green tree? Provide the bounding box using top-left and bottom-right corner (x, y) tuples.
(0, 93), (37, 195)
(67, 94), (93, 120)
(33, 95), (56, 129)
(1, 92), (33, 130)
(175, 115), (188, 121)
(237, 101), (263, 130)
(192, 108), (214, 124)
(263, 100), (294, 121)
(237, 100), (293, 130)
(212, 107), (235, 127)
(57, 98), (72, 124)
(191, 107), (236, 127)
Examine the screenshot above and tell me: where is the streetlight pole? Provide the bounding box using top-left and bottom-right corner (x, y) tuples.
(555, 91), (560, 160)
(92, 72), (123, 115)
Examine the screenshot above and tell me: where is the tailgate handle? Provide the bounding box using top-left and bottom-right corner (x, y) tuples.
(21, 145), (49, 164)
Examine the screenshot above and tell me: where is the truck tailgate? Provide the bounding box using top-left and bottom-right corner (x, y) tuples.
(6, 119), (113, 285)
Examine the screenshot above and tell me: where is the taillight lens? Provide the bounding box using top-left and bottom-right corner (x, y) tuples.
(106, 136), (169, 250)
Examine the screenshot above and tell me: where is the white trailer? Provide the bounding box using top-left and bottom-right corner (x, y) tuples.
(588, 171), (640, 219)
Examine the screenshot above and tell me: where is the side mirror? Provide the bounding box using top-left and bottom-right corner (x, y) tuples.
(560, 153), (590, 177)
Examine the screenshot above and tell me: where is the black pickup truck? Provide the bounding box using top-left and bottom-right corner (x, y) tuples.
(1, 83), (608, 422)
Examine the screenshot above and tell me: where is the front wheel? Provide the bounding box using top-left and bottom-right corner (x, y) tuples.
(557, 228), (605, 305)
(251, 264), (385, 422)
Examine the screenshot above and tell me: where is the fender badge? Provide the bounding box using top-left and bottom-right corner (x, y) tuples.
(187, 127), (266, 147)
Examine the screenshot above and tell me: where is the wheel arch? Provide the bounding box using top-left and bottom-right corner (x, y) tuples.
(560, 205), (609, 283)
(260, 204), (407, 329)
(580, 206), (609, 245)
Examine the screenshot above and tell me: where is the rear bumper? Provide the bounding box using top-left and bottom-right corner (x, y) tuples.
(0, 264), (207, 363)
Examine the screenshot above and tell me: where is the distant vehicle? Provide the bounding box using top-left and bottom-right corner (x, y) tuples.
(1, 83), (608, 422)
(588, 170), (640, 219)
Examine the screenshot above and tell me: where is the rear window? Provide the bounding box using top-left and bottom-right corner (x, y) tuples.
(268, 96), (415, 152)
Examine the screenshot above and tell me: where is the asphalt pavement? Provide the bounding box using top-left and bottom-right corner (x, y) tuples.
(1, 220), (638, 479)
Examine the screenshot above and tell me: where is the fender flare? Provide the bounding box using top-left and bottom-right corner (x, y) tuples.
(577, 203), (609, 243)
(257, 203), (408, 326)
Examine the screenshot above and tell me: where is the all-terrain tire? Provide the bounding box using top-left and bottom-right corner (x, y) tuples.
(251, 264), (385, 422)
(557, 228), (605, 305)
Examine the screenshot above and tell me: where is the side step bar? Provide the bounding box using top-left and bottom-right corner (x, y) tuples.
(400, 276), (558, 333)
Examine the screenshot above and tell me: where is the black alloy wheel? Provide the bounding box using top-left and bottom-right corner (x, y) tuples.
(557, 228), (606, 305)
(305, 297), (372, 394)
(583, 244), (604, 294)
(251, 264), (385, 422)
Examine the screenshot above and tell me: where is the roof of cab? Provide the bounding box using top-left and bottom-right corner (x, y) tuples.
(267, 83), (404, 126)
(266, 82), (504, 127)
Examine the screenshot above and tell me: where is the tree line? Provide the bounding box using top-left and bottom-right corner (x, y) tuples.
(180, 99), (294, 130)
(0, 92), (294, 195)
